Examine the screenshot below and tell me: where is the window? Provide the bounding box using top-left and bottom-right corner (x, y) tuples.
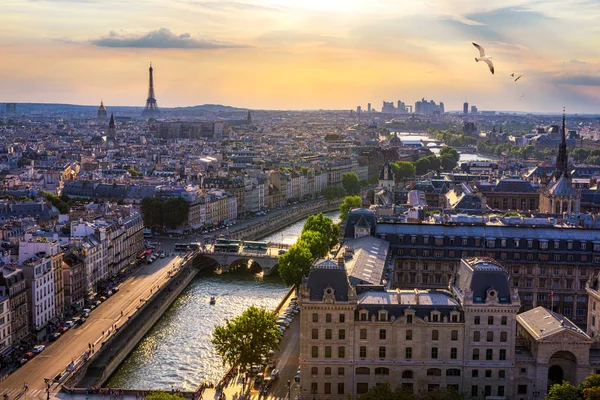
(450, 348), (457, 359)
(402, 370), (414, 379)
(311, 382), (318, 394)
(337, 383), (344, 395)
(499, 370), (506, 380)
(451, 330), (458, 341)
(325, 346), (332, 358)
(360, 329), (367, 340)
(324, 382), (331, 395)
(474, 316), (480, 325)
(324, 367), (331, 376)
(406, 314), (413, 324)
(501, 316), (507, 325)
(356, 383), (368, 395)
(338, 346), (345, 358)
(498, 386), (505, 396)
(500, 331), (507, 342)
(339, 313), (345, 323)
(518, 385), (528, 395)
(356, 367), (370, 375)
(379, 329), (387, 340)
(474, 331), (480, 342)
(486, 349), (493, 360)
(405, 347), (412, 359)
(431, 347), (438, 359)
(471, 386), (478, 397)
(446, 368), (461, 377)
(311, 367), (318, 376)
(375, 367), (390, 376)
(484, 386), (491, 396)
(339, 329), (345, 340)
(406, 330), (412, 340)
(432, 330), (439, 340)
(359, 346), (366, 358)
(487, 331), (494, 342)
(311, 346), (318, 358)
(360, 311), (368, 321)
(325, 329), (332, 340)
(338, 367), (345, 376)
(326, 313), (332, 323)
(488, 316), (494, 325)
(499, 349), (506, 360)
(379, 346), (386, 359)
(312, 329), (319, 339)
(312, 313), (318, 322)
(427, 368), (442, 376)
(472, 369), (479, 378)
(485, 369), (492, 378)
(472, 349), (479, 360)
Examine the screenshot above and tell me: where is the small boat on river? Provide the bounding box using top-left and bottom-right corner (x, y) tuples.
(210, 297), (216, 305)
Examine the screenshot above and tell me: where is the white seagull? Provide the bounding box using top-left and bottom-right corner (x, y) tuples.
(473, 42), (494, 75)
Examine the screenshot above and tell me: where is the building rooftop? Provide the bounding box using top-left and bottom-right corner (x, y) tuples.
(517, 306), (590, 341)
(339, 236), (388, 286)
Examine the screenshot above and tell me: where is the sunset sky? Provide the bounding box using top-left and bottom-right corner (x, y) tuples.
(1, 0), (600, 112)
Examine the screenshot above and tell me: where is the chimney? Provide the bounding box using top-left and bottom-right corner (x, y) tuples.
(396, 288), (402, 304)
(414, 288), (420, 305)
(337, 256), (345, 268)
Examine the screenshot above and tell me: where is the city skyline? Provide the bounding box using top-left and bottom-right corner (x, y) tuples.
(1, 0), (600, 112)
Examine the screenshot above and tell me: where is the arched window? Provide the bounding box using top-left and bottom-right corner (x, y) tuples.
(324, 367), (331, 376)
(402, 370), (414, 379)
(375, 367), (390, 376)
(356, 367), (370, 375)
(427, 368), (442, 376)
(311, 367), (318, 376)
(446, 369), (461, 377)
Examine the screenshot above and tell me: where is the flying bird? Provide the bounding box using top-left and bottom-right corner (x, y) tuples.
(473, 42), (494, 74)
(519, 93), (525, 100)
(514, 75), (523, 82)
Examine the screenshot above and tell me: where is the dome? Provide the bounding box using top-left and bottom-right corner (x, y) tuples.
(98, 101), (106, 112)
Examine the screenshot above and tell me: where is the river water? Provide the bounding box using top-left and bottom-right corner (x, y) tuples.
(393, 132), (500, 161)
(106, 210), (340, 391)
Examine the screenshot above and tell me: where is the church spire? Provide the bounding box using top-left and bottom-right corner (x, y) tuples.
(109, 113), (115, 129)
(555, 107), (569, 179)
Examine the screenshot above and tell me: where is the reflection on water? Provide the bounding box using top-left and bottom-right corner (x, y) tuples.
(393, 132), (499, 162)
(107, 211), (339, 390)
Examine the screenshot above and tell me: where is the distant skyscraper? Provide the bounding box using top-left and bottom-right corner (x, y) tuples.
(471, 105), (478, 115)
(463, 102), (469, 115)
(5, 103), (16, 114)
(439, 102), (445, 114)
(357, 106), (362, 113)
(143, 63), (159, 116)
(97, 100), (107, 120)
(247, 110), (252, 124)
(367, 103), (371, 112)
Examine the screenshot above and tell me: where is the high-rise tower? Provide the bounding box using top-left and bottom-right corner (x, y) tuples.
(143, 63), (159, 116)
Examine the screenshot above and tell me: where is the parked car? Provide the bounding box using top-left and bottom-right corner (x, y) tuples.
(83, 308), (91, 314)
(64, 320), (75, 328)
(99, 296), (107, 302)
(59, 326), (69, 333)
(32, 345), (45, 354)
(112, 287), (119, 293)
(294, 368), (301, 382)
(19, 358), (27, 365)
(49, 332), (61, 341)
(82, 311), (90, 318)
(270, 368), (280, 380)
(25, 351), (35, 360)
(268, 359), (277, 369)
(254, 372), (265, 386)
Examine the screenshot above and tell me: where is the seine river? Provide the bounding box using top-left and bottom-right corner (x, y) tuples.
(393, 132), (500, 161)
(106, 211), (340, 391)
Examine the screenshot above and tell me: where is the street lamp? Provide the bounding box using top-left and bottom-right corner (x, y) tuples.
(287, 380), (291, 399)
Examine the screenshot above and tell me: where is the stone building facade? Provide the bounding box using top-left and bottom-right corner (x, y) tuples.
(299, 256), (600, 400)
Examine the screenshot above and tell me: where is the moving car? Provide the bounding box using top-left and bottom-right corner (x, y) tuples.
(294, 368), (301, 382)
(270, 368), (279, 380)
(32, 345), (45, 354)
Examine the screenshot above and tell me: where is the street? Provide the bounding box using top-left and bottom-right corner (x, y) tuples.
(0, 255), (184, 396)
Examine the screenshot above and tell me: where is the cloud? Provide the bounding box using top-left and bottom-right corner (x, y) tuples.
(90, 28), (246, 49)
(565, 59), (587, 65)
(465, 7), (553, 27)
(554, 74), (600, 87)
(181, 1), (285, 12)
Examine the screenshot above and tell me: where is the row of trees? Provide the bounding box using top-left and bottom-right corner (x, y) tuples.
(387, 146), (462, 178)
(476, 141), (552, 161)
(278, 213), (340, 288)
(572, 148), (600, 166)
(140, 197), (190, 230)
(547, 373), (600, 400)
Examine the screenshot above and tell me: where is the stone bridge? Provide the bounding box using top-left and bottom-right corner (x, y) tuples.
(191, 244), (288, 275)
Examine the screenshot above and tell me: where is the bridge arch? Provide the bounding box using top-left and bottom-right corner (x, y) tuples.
(228, 258), (265, 275)
(193, 254), (221, 272)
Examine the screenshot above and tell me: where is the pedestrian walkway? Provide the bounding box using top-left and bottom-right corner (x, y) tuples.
(0, 387), (51, 400)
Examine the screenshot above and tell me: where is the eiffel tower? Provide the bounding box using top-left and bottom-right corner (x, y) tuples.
(142, 63), (159, 116)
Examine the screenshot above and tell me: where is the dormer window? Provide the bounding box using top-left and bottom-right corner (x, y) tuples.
(450, 311), (460, 322)
(359, 310), (369, 321)
(539, 241), (548, 250)
(423, 236), (429, 244)
(430, 311), (441, 322)
(405, 310), (415, 324)
(514, 239), (520, 248)
(378, 310), (388, 322)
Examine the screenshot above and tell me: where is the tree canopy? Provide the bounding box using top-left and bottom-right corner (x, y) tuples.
(140, 197), (190, 230)
(439, 146), (461, 171)
(299, 230), (329, 259)
(546, 381), (580, 400)
(40, 191), (70, 214)
(278, 242), (313, 288)
(339, 195), (362, 224)
(342, 172), (361, 195)
(127, 167), (142, 177)
(414, 155), (441, 175)
(545, 373), (600, 400)
(211, 305), (280, 370)
(390, 161), (416, 180)
(321, 186), (345, 200)
(302, 213), (339, 250)
(145, 392), (185, 400)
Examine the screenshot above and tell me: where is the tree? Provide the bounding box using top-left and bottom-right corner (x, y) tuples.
(342, 172), (360, 195)
(163, 197), (190, 229)
(584, 387), (600, 400)
(391, 161), (416, 180)
(127, 167), (142, 177)
(321, 187), (345, 200)
(357, 383), (413, 400)
(211, 306), (280, 370)
(145, 392), (185, 400)
(140, 197), (164, 229)
(299, 230), (329, 259)
(17, 158), (31, 168)
(339, 196), (362, 224)
(278, 242), (313, 288)
(419, 388), (468, 400)
(546, 381), (580, 400)
(439, 146), (460, 171)
(302, 213), (339, 250)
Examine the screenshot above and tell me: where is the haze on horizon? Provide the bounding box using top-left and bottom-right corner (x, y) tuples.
(1, 0), (600, 113)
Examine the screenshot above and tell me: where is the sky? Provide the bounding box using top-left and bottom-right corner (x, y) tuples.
(1, 0), (600, 113)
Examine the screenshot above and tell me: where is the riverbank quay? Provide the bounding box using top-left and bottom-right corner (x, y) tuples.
(0, 255), (187, 396)
(65, 255), (199, 390)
